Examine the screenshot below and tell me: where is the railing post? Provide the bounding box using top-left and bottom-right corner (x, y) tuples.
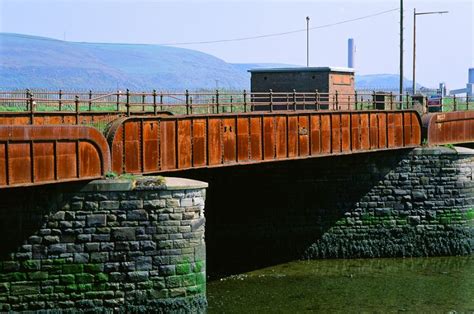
(26, 89), (31, 111)
(405, 92), (409, 110)
(215, 90), (220, 114)
(185, 89), (190, 115)
(116, 91), (120, 111)
(372, 91), (376, 110)
(243, 90), (247, 113)
(153, 89), (157, 115)
(335, 90), (339, 110)
(390, 91), (393, 110)
(126, 89), (130, 116)
(467, 94), (470, 111)
(230, 95), (233, 113)
(190, 96), (193, 115)
(453, 94), (457, 112)
(88, 90), (92, 111)
(142, 93), (146, 112)
(75, 95), (80, 125)
(314, 89), (318, 111)
(269, 89), (273, 112)
(59, 89), (62, 111)
(292, 89), (297, 111)
(160, 92), (164, 111)
(354, 91), (358, 110)
(29, 93), (35, 125)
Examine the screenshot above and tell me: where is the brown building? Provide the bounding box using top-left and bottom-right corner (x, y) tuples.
(249, 67), (355, 110)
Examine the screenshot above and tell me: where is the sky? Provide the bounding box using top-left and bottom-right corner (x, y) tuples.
(0, 0), (472, 89)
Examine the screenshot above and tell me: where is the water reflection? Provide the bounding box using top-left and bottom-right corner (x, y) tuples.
(207, 256), (474, 313)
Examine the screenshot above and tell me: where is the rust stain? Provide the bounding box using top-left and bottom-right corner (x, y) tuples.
(105, 110), (422, 175)
(0, 125), (110, 188)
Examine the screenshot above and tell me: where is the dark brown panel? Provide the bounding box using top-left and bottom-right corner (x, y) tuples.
(8, 143), (31, 184)
(298, 116), (309, 157)
(222, 118), (236, 164)
(79, 142), (102, 178)
(288, 116), (298, 157)
(310, 115), (321, 155)
(160, 120), (177, 170)
(378, 113), (387, 149)
(321, 115), (331, 154)
(124, 121), (140, 173)
(143, 121), (159, 172)
(263, 116), (275, 160)
(33, 142), (55, 182)
(57, 142), (77, 180)
(178, 119), (192, 169)
(331, 114), (341, 153)
(192, 119), (207, 167)
(351, 114), (361, 151)
(275, 116), (287, 159)
(249, 117), (262, 161)
(340, 113), (351, 152)
(236, 117), (250, 162)
(208, 118), (222, 165)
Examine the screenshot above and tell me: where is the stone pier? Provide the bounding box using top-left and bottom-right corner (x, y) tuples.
(0, 176), (208, 313)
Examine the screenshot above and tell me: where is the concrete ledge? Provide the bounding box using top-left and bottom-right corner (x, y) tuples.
(163, 177), (209, 190)
(80, 176), (208, 192)
(411, 147), (473, 155)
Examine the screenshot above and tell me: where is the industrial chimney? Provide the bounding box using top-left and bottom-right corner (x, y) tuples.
(347, 38), (355, 68)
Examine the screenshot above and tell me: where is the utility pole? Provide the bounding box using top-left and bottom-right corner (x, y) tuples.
(399, 0), (403, 96)
(306, 16), (310, 67)
(412, 9), (448, 94)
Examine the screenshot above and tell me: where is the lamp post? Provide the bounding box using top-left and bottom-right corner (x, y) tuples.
(306, 16), (310, 67)
(412, 8), (448, 94)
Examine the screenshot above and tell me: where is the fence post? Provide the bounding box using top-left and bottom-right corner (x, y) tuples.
(126, 89), (130, 116)
(190, 96), (193, 115)
(153, 89), (157, 115)
(59, 89), (62, 111)
(314, 89), (318, 111)
(185, 89), (190, 115)
(405, 92), (409, 110)
(160, 92), (164, 111)
(335, 90), (339, 110)
(29, 93), (35, 125)
(292, 89), (297, 111)
(354, 91), (358, 110)
(116, 91), (120, 111)
(230, 95), (233, 113)
(269, 89), (273, 112)
(467, 94), (470, 111)
(26, 89), (31, 111)
(390, 91), (393, 110)
(88, 90), (92, 111)
(142, 93), (146, 112)
(215, 90), (220, 114)
(453, 95), (457, 112)
(243, 90), (247, 113)
(372, 91), (376, 110)
(75, 95), (80, 125)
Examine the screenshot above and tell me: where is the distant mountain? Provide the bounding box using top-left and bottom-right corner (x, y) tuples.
(0, 33), (425, 91)
(0, 33), (248, 90)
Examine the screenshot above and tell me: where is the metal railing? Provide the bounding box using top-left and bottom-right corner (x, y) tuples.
(0, 89), (472, 117)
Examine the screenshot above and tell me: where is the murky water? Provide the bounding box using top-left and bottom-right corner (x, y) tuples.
(207, 257), (474, 313)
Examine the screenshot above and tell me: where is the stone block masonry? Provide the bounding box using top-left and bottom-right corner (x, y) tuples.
(0, 176), (208, 313)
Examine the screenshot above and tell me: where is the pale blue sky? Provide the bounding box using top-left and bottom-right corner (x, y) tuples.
(0, 0), (472, 89)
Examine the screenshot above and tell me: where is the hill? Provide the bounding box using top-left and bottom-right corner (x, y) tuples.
(0, 33), (425, 91)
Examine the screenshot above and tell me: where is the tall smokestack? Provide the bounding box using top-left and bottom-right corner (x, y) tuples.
(348, 38), (355, 68)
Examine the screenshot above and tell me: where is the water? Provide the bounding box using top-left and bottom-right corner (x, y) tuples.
(207, 256), (474, 313)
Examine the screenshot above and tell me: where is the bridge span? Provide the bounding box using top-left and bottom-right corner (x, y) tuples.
(0, 89), (472, 188)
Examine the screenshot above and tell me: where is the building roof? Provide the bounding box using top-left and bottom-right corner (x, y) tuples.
(248, 66), (355, 74)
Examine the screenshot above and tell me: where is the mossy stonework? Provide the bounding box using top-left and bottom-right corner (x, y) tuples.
(304, 147), (474, 259)
(0, 177), (208, 313)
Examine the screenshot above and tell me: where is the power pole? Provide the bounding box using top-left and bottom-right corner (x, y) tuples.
(306, 16), (310, 67)
(399, 0), (404, 96)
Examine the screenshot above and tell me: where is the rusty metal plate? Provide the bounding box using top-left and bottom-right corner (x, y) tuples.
(0, 125), (110, 188)
(422, 111), (474, 146)
(105, 110), (421, 175)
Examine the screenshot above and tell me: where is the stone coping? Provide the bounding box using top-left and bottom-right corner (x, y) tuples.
(411, 146), (474, 155)
(80, 176), (208, 192)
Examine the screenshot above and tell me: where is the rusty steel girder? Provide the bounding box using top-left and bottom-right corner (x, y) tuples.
(0, 125), (111, 188)
(105, 110), (421, 175)
(422, 111), (474, 146)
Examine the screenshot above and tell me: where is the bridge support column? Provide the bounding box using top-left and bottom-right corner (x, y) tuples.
(0, 176), (207, 313)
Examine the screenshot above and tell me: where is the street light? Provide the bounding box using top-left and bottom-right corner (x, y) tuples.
(306, 16), (310, 67)
(412, 8), (448, 94)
